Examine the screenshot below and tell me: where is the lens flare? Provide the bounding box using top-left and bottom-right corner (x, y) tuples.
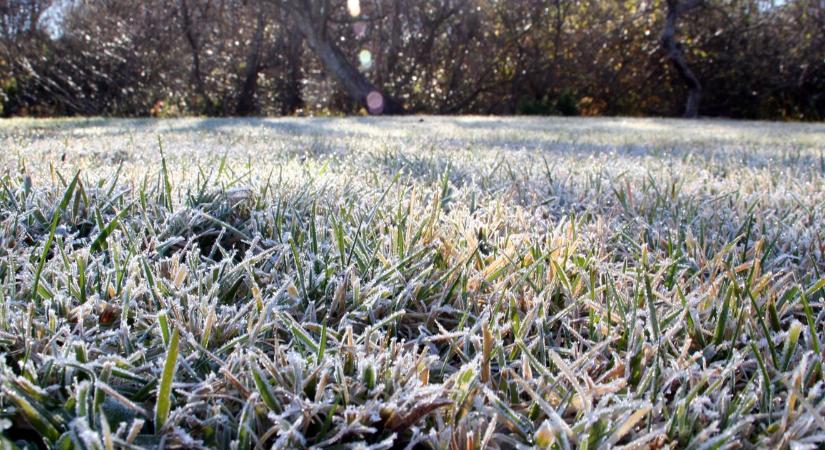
(366, 91), (384, 114)
(352, 21), (367, 38)
(347, 0), (361, 17)
(358, 49), (373, 70)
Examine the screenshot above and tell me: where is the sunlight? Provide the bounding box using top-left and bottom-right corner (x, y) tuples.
(347, 0), (361, 17)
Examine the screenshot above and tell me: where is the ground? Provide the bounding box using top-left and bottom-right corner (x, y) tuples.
(0, 117), (823, 449)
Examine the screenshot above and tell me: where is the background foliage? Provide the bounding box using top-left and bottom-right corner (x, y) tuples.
(1, 0), (824, 119)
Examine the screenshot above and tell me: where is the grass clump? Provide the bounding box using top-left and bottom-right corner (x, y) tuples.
(0, 116), (823, 448)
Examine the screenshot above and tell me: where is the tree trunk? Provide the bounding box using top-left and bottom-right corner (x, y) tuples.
(178, 0), (210, 113)
(380, 0), (402, 86)
(662, 0), (702, 118)
(289, 8), (405, 115)
(235, 11), (266, 115)
(281, 30), (304, 115)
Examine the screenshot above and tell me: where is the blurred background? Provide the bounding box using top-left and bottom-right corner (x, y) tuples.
(1, 0), (823, 119)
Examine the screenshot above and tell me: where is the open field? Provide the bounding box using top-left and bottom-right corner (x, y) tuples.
(0, 116), (824, 449)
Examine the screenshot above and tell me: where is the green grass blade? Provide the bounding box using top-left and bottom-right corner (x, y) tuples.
(32, 171), (80, 301)
(154, 327), (180, 433)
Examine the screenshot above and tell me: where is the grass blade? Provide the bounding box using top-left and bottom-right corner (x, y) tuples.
(154, 327), (180, 432)
(32, 171), (80, 301)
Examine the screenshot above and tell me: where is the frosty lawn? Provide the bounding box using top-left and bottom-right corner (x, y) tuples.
(0, 117), (824, 449)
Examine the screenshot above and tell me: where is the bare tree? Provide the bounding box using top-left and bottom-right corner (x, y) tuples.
(662, 0), (703, 118)
(176, 0), (211, 112)
(272, 8), (305, 115)
(235, 6), (267, 115)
